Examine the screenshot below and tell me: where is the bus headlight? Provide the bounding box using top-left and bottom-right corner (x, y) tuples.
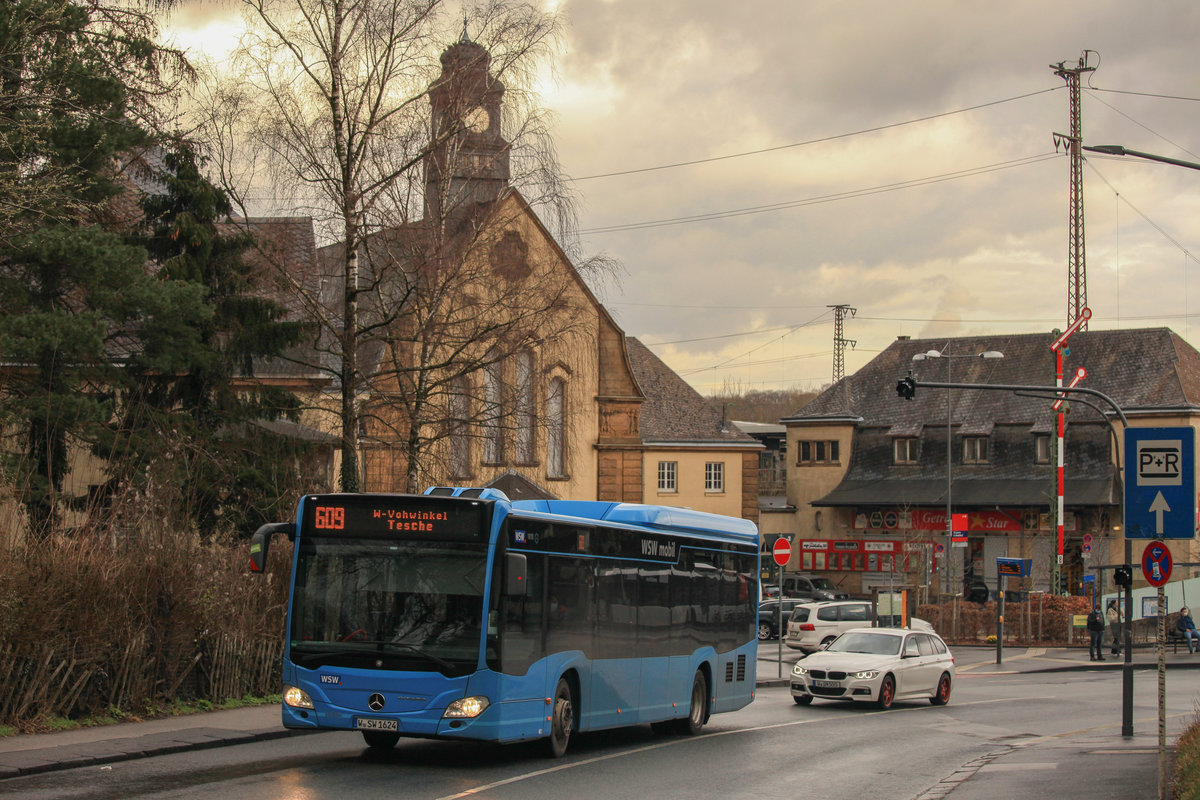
(443, 696), (490, 719)
(283, 685), (314, 709)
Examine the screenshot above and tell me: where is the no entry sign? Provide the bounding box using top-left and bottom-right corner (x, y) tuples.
(772, 538), (791, 567)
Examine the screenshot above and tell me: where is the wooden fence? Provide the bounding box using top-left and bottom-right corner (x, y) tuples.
(0, 633), (282, 729)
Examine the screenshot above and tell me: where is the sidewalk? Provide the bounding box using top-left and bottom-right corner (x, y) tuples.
(755, 639), (1200, 685)
(1, 644), (1196, 781)
(0, 704), (299, 779)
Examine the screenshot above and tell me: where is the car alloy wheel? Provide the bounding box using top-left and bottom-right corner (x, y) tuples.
(876, 675), (895, 710)
(930, 673), (952, 706)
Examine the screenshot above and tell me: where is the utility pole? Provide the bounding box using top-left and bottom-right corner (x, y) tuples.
(1051, 51), (1097, 331)
(829, 304), (857, 383)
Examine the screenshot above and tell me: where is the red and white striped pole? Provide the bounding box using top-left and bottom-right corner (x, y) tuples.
(1049, 308), (1090, 595)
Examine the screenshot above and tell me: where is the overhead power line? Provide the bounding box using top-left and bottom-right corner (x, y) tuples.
(1088, 87), (1200, 103)
(571, 87), (1062, 181)
(1085, 89), (1200, 163)
(580, 153), (1059, 235)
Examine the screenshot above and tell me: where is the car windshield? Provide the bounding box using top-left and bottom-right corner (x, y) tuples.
(810, 578), (837, 591)
(826, 631), (901, 655)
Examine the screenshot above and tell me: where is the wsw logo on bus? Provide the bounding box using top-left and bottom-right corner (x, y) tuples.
(641, 538), (677, 558)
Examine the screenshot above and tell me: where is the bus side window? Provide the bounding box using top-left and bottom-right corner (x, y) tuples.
(547, 558), (593, 655)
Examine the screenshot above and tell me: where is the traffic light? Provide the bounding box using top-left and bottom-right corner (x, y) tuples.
(896, 376), (916, 400)
(1113, 565), (1132, 587)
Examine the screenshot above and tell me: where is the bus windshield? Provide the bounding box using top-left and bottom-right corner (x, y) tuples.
(289, 537), (488, 676)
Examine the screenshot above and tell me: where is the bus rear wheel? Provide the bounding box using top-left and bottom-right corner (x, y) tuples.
(545, 677), (574, 758)
(362, 730), (400, 750)
(676, 670), (708, 736)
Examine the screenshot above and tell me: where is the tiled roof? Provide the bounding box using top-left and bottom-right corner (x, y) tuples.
(484, 470), (558, 501)
(788, 328), (1200, 510)
(786, 328), (1200, 426)
(625, 338), (757, 446)
(814, 424), (1119, 508)
(223, 217), (331, 383)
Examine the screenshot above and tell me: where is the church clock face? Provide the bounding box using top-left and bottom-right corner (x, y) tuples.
(463, 106), (490, 134)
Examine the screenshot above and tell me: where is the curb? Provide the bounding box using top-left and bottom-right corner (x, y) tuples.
(0, 727), (316, 780)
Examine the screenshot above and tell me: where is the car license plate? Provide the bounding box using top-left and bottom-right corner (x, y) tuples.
(812, 679), (840, 688)
(355, 717), (398, 732)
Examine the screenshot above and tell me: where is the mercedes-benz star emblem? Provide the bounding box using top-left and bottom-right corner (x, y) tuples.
(368, 693), (385, 711)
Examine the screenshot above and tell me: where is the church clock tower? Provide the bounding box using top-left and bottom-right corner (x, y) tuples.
(424, 31), (511, 223)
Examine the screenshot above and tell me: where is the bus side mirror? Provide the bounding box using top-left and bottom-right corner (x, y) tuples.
(506, 552), (527, 596)
(249, 522), (294, 573)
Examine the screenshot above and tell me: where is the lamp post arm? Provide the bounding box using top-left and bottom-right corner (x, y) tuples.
(910, 380), (1128, 427)
(1082, 145), (1200, 172)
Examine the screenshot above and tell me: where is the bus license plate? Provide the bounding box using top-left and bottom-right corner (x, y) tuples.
(356, 718), (398, 732)
(812, 679), (840, 688)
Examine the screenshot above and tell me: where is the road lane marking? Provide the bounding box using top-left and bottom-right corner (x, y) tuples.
(433, 697), (1036, 799)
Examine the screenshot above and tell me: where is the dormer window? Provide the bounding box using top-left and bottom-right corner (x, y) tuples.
(963, 436), (989, 464)
(893, 438), (919, 465)
(1034, 434), (1051, 464)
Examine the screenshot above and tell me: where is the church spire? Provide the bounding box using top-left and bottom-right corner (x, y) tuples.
(424, 34), (510, 223)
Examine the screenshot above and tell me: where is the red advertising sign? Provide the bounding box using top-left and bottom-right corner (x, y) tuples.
(854, 509), (1022, 532)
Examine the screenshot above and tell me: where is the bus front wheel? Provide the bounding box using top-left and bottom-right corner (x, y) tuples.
(677, 670), (708, 736)
(362, 730), (400, 749)
(545, 677), (574, 758)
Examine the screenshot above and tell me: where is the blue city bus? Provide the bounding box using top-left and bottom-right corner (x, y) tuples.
(250, 486), (760, 757)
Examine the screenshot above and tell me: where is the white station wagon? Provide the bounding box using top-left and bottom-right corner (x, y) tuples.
(790, 628), (955, 710)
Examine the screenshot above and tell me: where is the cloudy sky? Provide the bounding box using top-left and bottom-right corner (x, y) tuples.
(164, 1), (1200, 396)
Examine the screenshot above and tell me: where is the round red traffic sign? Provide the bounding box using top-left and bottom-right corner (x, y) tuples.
(772, 538), (791, 567)
(1142, 540), (1173, 588)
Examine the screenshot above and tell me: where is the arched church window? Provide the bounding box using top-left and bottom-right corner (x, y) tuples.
(547, 377), (566, 478)
(483, 358), (503, 464)
(515, 350), (535, 463)
(449, 375), (471, 478)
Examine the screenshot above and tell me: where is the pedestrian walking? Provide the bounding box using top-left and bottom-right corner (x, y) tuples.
(1106, 598), (1123, 656)
(1178, 607), (1199, 654)
(1087, 605), (1106, 661)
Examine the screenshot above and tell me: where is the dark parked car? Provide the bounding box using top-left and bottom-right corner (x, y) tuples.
(965, 581), (1025, 603)
(758, 598), (804, 640)
(779, 573), (850, 601)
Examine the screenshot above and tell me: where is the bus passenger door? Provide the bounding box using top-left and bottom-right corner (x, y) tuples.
(590, 564), (640, 728)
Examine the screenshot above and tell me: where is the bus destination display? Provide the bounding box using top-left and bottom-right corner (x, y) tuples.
(301, 494), (489, 542)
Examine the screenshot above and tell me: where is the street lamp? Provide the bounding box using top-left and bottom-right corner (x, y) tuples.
(1082, 144), (1200, 172)
(911, 348), (1004, 606)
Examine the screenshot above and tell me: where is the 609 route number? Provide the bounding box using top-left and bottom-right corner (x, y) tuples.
(314, 506), (345, 530)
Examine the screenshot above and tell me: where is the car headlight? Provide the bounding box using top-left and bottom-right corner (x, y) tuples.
(792, 664), (808, 676)
(443, 696), (490, 719)
(849, 670), (880, 680)
(283, 685), (314, 709)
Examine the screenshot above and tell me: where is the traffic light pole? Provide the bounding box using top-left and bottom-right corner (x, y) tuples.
(1124, 538), (1133, 737)
(899, 379), (1128, 427)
